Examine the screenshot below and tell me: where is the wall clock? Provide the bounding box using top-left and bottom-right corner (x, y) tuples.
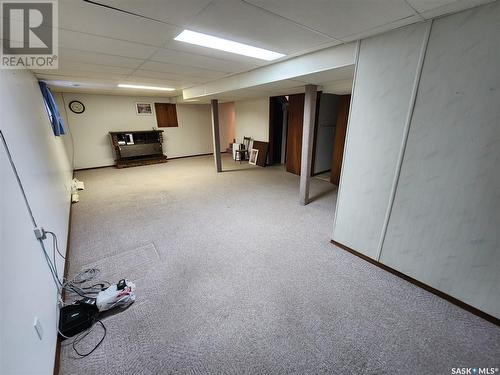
(69, 100), (85, 114)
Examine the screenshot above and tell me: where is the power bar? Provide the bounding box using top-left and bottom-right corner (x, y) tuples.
(34, 227), (46, 240)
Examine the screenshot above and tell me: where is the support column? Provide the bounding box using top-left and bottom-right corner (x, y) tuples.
(299, 85), (318, 205)
(210, 99), (222, 172)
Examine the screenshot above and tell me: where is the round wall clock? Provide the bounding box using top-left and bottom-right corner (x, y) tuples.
(69, 100), (85, 114)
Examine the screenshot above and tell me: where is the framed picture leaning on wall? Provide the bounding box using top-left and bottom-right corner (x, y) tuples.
(249, 149), (259, 165)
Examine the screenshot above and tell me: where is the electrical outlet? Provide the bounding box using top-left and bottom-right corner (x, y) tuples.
(34, 317), (43, 340)
(33, 227), (46, 240)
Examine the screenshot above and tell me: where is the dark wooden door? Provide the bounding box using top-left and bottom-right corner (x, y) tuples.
(268, 96), (285, 165)
(331, 95), (351, 185)
(286, 93), (305, 175)
(155, 103), (178, 127)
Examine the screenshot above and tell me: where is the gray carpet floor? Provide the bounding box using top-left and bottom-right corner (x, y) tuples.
(60, 154), (500, 375)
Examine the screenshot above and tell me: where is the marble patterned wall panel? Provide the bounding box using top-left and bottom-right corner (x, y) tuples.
(332, 22), (427, 258)
(381, 2), (500, 318)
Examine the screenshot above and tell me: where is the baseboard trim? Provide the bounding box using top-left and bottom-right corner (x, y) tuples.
(74, 153), (222, 171)
(330, 240), (499, 326)
(74, 164), (114, 171)
(167, 152), (213, 160)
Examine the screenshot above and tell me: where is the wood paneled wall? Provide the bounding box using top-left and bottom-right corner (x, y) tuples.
(286, 93), (305, 175)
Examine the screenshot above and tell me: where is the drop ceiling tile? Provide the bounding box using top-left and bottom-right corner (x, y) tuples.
(186, 0), (332, 54)
(43, 80), (118, 91)
(37, 74), (180, 95)
(409, 0), (494, 19)
(131, 69), (205, 84)
(245, 0), (415, 40)
(406, 0), (471, 12)
(46, 84), (179, 97)
(94, 0), (213, 26)
(60, 0), (181, 46)
(126, 78), (196, 90)
(119, 80), (184, 90)
(56, 61), (135, 75)
(140, 61), (228, 79)
(60, 30), (158, 59)
(59, 48), (144, 69)
(36, 74), (119, 86)
(340, 14), (422, 42)
(149, 48), (257, 74)
(33, 69), (130, 80)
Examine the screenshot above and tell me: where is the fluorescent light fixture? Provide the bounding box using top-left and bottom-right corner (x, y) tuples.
(174, 30), (285, 61)
(117, 84), (175, 91)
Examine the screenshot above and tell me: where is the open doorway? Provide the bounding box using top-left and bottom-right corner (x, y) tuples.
(269, 92), (351, 185)
(268, 95), (289, 165)
(312, 93), (351, 185)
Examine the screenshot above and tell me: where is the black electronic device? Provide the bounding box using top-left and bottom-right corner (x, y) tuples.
(59, 303), (98, 339)
(117, 279), (126, 290)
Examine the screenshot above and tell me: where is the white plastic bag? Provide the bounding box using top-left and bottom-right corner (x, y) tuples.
(96, 280), (136, 312)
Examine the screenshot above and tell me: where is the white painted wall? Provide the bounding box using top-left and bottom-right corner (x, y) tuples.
(0, 70), (72, 374)
(163, 104), (213, 160)
(54, 93), (213, 169)
(333, 2), (500, 318)
(234, 98), (269, 150)
(219, 102), (235, 151)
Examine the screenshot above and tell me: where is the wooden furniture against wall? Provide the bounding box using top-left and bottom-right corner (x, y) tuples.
(330, 95), (351, 185)
(109, 130), (167, 168)
(155, 103), (178, 127)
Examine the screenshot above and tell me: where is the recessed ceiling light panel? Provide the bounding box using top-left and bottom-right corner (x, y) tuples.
(117, 84), (175, 91)
(174, 30), (285, 61)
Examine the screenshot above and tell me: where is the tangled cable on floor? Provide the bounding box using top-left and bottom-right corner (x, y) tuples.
(58, 268), (110, 357)
(59, 268), (111, 301)
(71, 320), (107, 358)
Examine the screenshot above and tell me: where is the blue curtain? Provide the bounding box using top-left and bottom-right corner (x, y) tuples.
(38, 81), (65, 136)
